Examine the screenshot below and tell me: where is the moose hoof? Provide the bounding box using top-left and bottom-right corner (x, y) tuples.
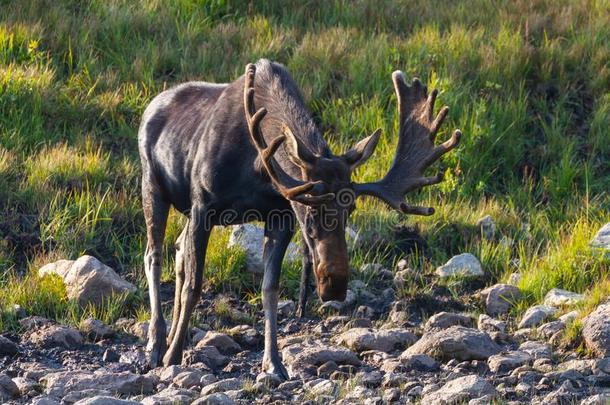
(263, 357), (289, 380)
(146, 325), (167, 368)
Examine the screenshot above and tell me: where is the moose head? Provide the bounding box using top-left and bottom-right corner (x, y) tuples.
(244, 64), (461, 302)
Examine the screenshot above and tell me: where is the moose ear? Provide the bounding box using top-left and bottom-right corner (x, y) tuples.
(281, 124), (318, 170)
(342, 128), (381, 171)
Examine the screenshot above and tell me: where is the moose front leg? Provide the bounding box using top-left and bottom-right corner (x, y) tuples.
(296, 237), (313, 318)
(261, 218), (294, 379)
(163, 205), (211, 366)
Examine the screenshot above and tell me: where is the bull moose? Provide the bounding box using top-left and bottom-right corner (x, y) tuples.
(138, 59), (461, 378)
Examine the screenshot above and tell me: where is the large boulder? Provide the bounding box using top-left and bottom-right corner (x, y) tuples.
(435, 253), (483, 278)
(228, 224), (299, 274)
(402, 326), (501, 361)
(421, 375), (497, 405)
(335, 328), (417, 353)
(39, 255), (136, 306)
(582, 303), (610, 357)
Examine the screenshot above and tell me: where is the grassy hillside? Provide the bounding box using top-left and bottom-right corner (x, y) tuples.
(0, 0), (608, 331)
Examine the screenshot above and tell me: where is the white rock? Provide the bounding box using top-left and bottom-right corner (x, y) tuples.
(228, 224), (299, 274)
(543, 288), (584, 306)
(421, 375), (497, 405)
(39, 256), (136, 306)
(196, 331), (241, 355)
(559, 310), (579, 323)
(435, 253), (484, 278)
(479, 284), (522, 316)
(518, 305), (558, 328)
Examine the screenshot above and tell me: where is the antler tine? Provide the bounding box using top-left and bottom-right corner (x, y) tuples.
(353, 70), (462, 215)
(243, 63), (334, 205)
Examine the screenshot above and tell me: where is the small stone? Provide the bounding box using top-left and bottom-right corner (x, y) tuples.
(480, 284), (522, 316)
(0, 336), (19, 356)
(357, 370), (382, 387)
(277, 300), (295, 318)
(543, 288), (584, 306)
(10, 304), (26, 319)
(335, 327), (417, 353)
(200, 378), (241, 396)
(537, 320), (565, 338)
(0, 374), (19, 401)
(141, 387), (197, 404)
(507, 273), (521, 286)
(559, 310), (578, 323)
(196, 332), (241, 355)
(255, 372), (282, 388)
(173, 370), (204, 389)
(421, 375), (497, 404)
(192, 393), (236, 405)
(183, 346), (229, 369)
(488, 351), (532, 373)
(395, 353), (440, 372)
(26, 324), (83, 348)
(317, 361), (338, 376)
(102, 348), (119, 362)
(425, 312), (473, 330)
(73, 397), (140, 405)
(435, 253), (484, 278)
(518, 305), (557, 328)
(477, 215), (496, 240)
(519, 341), (552, 359)
(477, 314), (506, 333)
(80, 317), (114, 341)
(383, 387), (400, 402)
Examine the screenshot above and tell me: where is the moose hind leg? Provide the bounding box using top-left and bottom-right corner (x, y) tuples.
(142, 178), (170, 368)
(261, 219), (294, 379)
(163, 205), (211, 366)
(167, 221), (188, 345)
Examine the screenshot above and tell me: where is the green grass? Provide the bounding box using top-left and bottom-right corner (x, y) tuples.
(0, 0), (608, 334)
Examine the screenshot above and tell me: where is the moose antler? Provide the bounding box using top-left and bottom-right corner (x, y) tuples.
(244, 64), (334, 205)
(353, 71), (461, 215)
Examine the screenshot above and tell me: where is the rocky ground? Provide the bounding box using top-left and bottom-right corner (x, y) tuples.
(1, 223), (610, 404)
